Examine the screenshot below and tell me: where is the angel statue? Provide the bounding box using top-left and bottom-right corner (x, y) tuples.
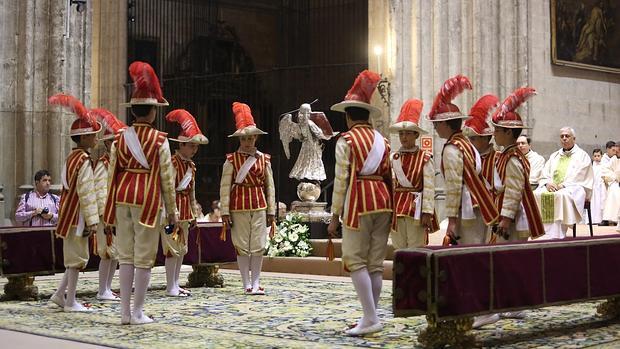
(279, 103), (338, 202)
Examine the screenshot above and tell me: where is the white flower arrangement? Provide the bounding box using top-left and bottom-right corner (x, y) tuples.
(265, 213), (313, 257)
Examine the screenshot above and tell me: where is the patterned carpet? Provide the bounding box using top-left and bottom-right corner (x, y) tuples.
(0, 269), (619, 348)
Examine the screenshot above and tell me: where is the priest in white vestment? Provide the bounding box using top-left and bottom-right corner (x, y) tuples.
(517, 135), (546, 187)
(534, 127), (593, 239)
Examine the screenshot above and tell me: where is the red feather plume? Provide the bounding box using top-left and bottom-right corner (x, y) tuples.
(465, 94), (499, 129)
(429, 75), (472, 116)
(128, 61), (165, 102)
(48, 94), (89, 119)
(165, 109), (204, 137)
(493, 87), (536, 122)
(397, 99), (424, 123)
(232, 102), (255, 129)
(90, 108), (127, 134)
(345, 70), (382, 103)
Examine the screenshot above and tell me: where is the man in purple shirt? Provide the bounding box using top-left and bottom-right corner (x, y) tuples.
(15, 170), (60, 226)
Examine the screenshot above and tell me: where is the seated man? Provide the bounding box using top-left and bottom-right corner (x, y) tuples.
(534, 127), (593, 239)
(516, 135), (546, 188)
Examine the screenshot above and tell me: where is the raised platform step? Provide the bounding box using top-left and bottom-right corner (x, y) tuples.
(309, 239), (396, 261)
(221, 256), (393, 280)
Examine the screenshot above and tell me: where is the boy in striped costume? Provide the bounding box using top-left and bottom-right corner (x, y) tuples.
(388, 99), (438, 249)
(48, 94), (100, 312)
(327, 70), (392, 336)
(220, 102), (275, 295)
(474, 87), (545, 328)
(92, 108), (127, 302)
(427, 75), (499, 245)
(104, 62), (177, 325)
(463, 95), (501, 200)
(163, 109), (208, 297)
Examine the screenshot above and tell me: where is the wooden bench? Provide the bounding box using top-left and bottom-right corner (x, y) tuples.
(0, 222), (236, 300)
(392, 236), (620, 348)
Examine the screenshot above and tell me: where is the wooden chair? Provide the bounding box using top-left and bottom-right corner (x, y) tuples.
(573, 200), (593, 238)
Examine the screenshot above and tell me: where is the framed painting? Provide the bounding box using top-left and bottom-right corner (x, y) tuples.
(551, 0), (620, 74)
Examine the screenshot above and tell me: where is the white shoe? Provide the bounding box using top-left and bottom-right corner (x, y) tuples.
(251, 286), (265, 295)
(472, 314), (500, 329)
(49, 293), (65, 308)
(345, 322), (383, 336)
(130, 314), (154, 325)
(96, 291), (121, 301)
(63, 302), (92, 312)
(500, 311), (526, 319)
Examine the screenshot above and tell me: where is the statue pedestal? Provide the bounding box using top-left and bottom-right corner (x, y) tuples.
(290, 201), (331, 224)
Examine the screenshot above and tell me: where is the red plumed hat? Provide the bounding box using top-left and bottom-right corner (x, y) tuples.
(228, 102), (267, 138)
(166, 109), (209, 144)
(463, 94), (499, 136)
(90, 108), (127, 141)
(389, 99), (427, 134)
(122, 61), (169, 107)
(48, 94), (101, 136)
(427, 74), (472, 121)
(492, 87), (536, 129)
(331, 70), (382, 118)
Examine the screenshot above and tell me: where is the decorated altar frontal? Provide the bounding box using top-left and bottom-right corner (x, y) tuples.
(1, 269), (620, 348)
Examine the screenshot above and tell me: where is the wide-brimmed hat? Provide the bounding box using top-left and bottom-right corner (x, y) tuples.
(426, 74), (472, 122)
(389, 99), (428, 134)
(228, 102), (267, 138)
(166, 109), (209, 144)
(121, 61), (169, 107)
(463, 94), (499, 137)
(491, 87), (536, 129)
(48, 94), (102, 136)
(90, 108), (127, 141)
(331, 70), (382, 119)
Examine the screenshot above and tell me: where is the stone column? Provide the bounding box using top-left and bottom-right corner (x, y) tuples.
(0, 0), (92, 220)
(91, 0), (128, 122)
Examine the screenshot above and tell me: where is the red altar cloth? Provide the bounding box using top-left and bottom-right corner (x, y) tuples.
(393, 235), (620, 320)
(0, 223), (236, 277)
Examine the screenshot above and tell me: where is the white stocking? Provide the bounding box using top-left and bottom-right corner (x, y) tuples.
(350, 268), (379, 328)
(107, 259), (118, 291)
(175, 255), (184, 289)
(132, 267), (152, 321)
(98, 259), (112, 296)
(369, 271), (383, 309)
(165, 257), (178, 295)
(53, 271), (69, 298)
(119, 264), (134, 321)
(237, 255), (251, 290)
(64, 268), (86, 311)
(250, 255), (263, 291)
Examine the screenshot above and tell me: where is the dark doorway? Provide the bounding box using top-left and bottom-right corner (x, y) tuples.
(127, 0), (368, 212)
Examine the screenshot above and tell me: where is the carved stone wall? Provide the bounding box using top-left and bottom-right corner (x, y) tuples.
(369, 0), (620, 158)
(0, 0), (92, 220)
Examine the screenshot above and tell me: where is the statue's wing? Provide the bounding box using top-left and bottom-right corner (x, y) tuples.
(279, 114), (300, 159)
(309, 112), (338, 140)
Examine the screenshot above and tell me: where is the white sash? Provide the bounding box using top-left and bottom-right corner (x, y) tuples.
(61, 161), (69, 190)
(461, 186), (475, 219)
(123, 127), (150, 169)
(473, 147), (482, 174)
(392, 154), (413, 187)
(515, 203), (529, 231)
(235, 153), (259, 184)
(360, 130), (385, 176)
(413, 193), (422, 219)
(176, 166), (193, 191)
